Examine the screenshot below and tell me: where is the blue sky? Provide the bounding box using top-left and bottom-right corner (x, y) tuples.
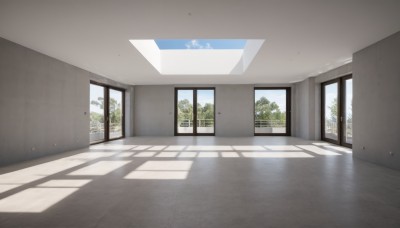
(255, 90), (286, 111)
(324, 79), (353, 119)
(90, 84), (122, 114)
(155, 39), (247, 50)
(177, 90), (214, 106)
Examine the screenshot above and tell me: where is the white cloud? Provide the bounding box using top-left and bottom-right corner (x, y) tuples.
(185, 40), (213, 49)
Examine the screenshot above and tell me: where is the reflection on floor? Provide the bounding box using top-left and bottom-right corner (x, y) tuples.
(0, 136), (399, 227)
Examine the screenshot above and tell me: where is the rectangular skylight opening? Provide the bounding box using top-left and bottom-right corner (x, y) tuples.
(129, 39), (264, 75)
(155, 39), (247, 50)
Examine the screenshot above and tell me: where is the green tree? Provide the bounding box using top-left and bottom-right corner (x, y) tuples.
(328, 98), (338, 122)
(197, 103), (214, 127)
(90, 97), (122, 130)
(255, 97), (286, 127)
(178, 99), (193, 125)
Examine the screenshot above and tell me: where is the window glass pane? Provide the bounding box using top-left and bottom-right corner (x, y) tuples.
(90, 84), (105, 143)
(197, 90), (214, 134)
(255, 89), (287, 134)
(324, 83), (339, 141)
(109, 89), (123, 139)
(345, 79), (353, 144)
(177, 90), (194, 134)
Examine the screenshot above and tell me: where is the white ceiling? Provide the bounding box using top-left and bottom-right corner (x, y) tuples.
(0, 0), (400, 85)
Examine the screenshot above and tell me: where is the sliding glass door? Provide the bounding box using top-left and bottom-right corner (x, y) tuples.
(254, 88), (291, 136)
(90, 84), (106, 143)
(342, 76), (353, 146)
(322, 81), (339, 143)
(321, 75), (352, 147)
(175, 88), (215, 136)
(176, 89), (194, 134)
(90, 81), (125, 144)
(109, 89), (124, 140)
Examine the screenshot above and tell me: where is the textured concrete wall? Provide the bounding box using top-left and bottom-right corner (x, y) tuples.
(0, 37), (132, 167)
(353, 31), (400, 170)
(215, 85), (254, 136)
(134, 85), (175, 136)
(294, 78), (315, 140)
(89, 74), (134, 137)
(0, 37), (90, 166)
(294, 63), (352, 141)
(134, 84), (294, 137)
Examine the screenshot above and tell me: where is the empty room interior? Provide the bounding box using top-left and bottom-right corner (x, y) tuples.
(1, 0), (400, 227)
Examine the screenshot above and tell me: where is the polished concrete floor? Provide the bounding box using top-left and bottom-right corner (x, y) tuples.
(0, 136), (399, 228)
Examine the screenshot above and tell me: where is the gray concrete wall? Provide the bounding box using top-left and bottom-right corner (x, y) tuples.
(353, 31), (400, 170)
(134, 84), (294, 137)
(294, 78), (315, 140)
(134, 85), (175, 136)
(0, 37), (132, 167)
(215, 85), (254, 136)
(294, 63), (352, 140)
(89, 74), (135, 137)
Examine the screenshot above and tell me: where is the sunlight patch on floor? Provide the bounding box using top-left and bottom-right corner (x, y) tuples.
(133, 152), (157, 157)
(178, 152), (197, 158)
(0, 188), (78, 213)
(68, 161), (130, 176)
(89, 145), (136, 150)
(323, 145), (352, 153)
(124, 171), (188, 180)
(164, 145), (186, 151)
(156, 152), (179, 157)
(38, 180), (92, 188)
(221, 152), (240, 158)
(233, 146), (265, 151)
(186, 146), (233, 151)
(297, 145), (341, 156)
(136, 161), (193, 171)
(265, 145), (302, 151)
(241, 152), (313, 158)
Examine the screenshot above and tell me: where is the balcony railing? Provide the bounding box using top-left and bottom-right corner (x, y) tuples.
(179, 119), (214, 127)
(90, 122), (122, 142)
(325, 120), (353, 142)
(255, 120), (286, 128)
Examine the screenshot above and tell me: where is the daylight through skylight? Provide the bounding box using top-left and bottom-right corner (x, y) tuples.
(129, 39), (265, 75)
(155, 39), (247, 50)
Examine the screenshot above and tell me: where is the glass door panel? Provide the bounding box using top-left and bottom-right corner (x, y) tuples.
(109, 89), (123, 139)
(254, 88), (290, 135)
(176, 90), (194, 134)
(343, 78), (353, 145)
(196, 90), (215, 134)
(90, 84), (105, 143)
(323, 82), (339, 142)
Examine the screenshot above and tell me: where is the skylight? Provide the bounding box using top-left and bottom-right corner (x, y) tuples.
(130, 39), (264, 75)
(155, 39), (247, 50)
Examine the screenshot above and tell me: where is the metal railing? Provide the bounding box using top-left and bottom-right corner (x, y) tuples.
(90, 122), (122, 134)
(179, 119), (214, 127)
(255, 120), (286, 128)
(325, 120), (353, 138)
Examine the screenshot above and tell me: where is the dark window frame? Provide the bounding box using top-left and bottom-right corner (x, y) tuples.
(174, 87), (216, 136)
(321, 74), (352, 148)
(254, 87), (291, 136)
(90, 80), (126, 145)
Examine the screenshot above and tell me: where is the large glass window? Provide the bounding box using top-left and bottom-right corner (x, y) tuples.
(177, 90), (194, 134)
(109, 89), (124, 139)
(90, 84), (105, 143)
(323, 82), (339, 141)
(175, 88), (215, 135)
(254, 88), (291, 136)
(196, 90), (215, 134)
(90, 82), (125, 144)
(344, 77), (353, 145)
(321, 75), (352, 147)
